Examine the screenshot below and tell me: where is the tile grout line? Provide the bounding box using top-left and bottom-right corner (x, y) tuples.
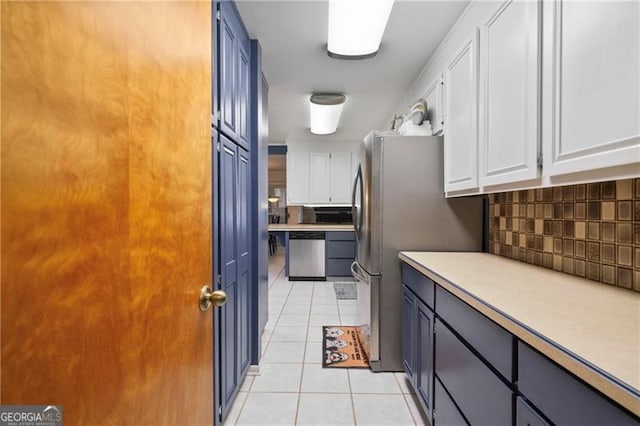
(268, 251), (286, 288)
(393, 373), (419, 426)
(293, 280), (315, 425)
(237, 261), (290, 424)
(337, 289), (359, 426)
(230, 389), (250, 426)
(233, 259), (286, 426)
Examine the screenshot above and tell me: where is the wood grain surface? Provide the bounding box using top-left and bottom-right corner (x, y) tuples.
(1, 2), (212, 424)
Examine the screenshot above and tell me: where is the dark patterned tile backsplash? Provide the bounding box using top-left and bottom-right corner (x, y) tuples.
(489, 178), (640, 292)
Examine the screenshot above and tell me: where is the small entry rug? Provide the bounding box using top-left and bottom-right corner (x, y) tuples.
(333, 282), (356, 300)
(322, 326), (369, 369)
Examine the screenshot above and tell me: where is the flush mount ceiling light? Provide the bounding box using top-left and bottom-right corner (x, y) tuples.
(327, 0), (395, 59)
(268, 196), (280, 203)
(309, 94), (346, 135)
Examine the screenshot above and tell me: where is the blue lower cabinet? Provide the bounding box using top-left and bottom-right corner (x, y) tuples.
(402, 285), (434, 422)
(326, 231), (354, 241)
(436, 285), (513, 382)
(400, 261), (639, 426)
(402, 264), (434, 310)
(518, 342), (638, 425)
(416, 302), (434, 420)
(401, 286), (416, 380)
(325, 231), (355, 277)
(434, 375), (469, 426)
(435, 319), (513, 426)
(516, 397), (550, 426)
(326, 258), (353, 277)
(326, 240), (355, 258)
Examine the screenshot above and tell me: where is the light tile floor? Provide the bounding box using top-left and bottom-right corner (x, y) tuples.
(223, 250), (428, 426)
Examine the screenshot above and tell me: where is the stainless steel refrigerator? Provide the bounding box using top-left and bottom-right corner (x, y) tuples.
(350, 131), (484, 372)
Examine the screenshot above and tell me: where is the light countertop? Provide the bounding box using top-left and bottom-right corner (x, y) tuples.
(398, 251), (640, 416)
(268, 224), (354, 232)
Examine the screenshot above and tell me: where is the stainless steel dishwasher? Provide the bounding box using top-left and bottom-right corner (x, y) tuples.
(288, 231), (325, 281)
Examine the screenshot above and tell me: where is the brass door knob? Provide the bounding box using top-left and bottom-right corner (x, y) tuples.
(199, 286), (227, 312)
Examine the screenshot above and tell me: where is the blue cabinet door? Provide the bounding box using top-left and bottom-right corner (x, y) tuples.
(416, 301), (434, 421)
(402, 284), (435, 424)
(219, 134), (239, 418)
(518, 342), (638, 425)
(401, 286), (416, 381)
(236, 42), (250, 150)
(219, 2), (238, 139)
(219, 1), (249, 145)
(435, 319), (513, 426)
(434, 376), (469, 426)
(237, 147), (250, 375)
(212, 0), (218, 128)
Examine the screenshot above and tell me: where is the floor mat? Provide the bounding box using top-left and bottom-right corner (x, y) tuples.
(333, 282), (356, 300)
(322, 326), (369, 368)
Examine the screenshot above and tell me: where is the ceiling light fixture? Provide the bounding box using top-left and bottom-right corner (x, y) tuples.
(309, 94), (346, 135)
(268, 196), (280, 203)
(327, 0), (395, 59)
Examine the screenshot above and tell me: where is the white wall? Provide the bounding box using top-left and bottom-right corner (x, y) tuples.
(390, 1), (501, 127)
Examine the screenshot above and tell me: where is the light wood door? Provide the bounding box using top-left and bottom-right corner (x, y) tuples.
(1, 2), (213, 425)
(480, 0), (541, 187)
(444, 29), (480, 193)
(542, 0), (640, 176)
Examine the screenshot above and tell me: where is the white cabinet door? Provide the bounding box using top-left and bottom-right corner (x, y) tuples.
(542, 0), (640, 176)
(287, 151), (309, 205)
(309, 152), (330, 203)
(480, 0), (541, 187)
(424, 75), (444, 135)
(444, 29), (480, 192)
(329, 152), (352, 204)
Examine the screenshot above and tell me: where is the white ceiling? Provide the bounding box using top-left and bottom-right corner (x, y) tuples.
(236, 0), (469, 144)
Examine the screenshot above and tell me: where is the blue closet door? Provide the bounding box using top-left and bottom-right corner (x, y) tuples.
(212, 0), (218, 128)
(236, 42), (250, 150)
(219, 134), (239, 418)
(219, 2), (237, 140)
(237, 147), (251, 375)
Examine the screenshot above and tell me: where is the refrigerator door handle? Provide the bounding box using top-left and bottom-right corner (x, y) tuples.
(350, 261), (368, 284)
(351, 165), (364, 240)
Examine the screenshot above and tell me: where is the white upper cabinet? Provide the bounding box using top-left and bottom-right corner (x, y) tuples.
(424, 75), (444, 135)
(287, 151), (309, 204)
(444, 29), (480, 192)
(480, 0), (541, 187)
(287, 151), (353, 205)
(542, 0), (640, 176)
(329, 152), (353, 203)
(309, 152), (330, 203)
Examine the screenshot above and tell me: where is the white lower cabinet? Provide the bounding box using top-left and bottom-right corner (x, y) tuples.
(541, 0), (640, 176)
(479, 0), (541, 187)
(444, 29), (480, 193)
